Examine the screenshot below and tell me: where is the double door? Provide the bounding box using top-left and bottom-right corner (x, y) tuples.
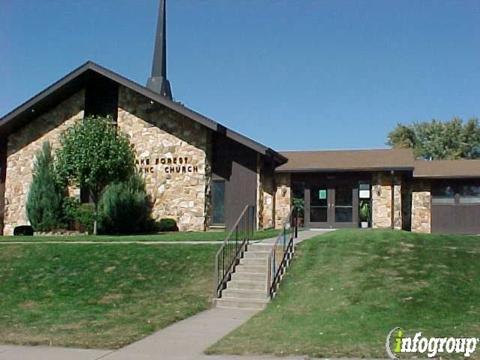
(305, 182), (358, 228)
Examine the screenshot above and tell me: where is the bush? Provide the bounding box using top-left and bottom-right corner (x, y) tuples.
(98, 175), (152, 235)
(75, 203), (96, 234)
(61, 198), (95, 234)
(158, 218), (178, 232)
(13, 225), (34, 236)
(26, 142), (65, 231)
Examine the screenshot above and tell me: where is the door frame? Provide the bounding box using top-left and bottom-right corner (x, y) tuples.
(304, 180), (359, 228)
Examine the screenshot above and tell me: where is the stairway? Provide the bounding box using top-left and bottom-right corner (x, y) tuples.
(215, 243), (271, 310)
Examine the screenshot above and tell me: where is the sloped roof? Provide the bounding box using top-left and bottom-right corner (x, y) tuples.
(0, 61), (286, 164)
(277, 149), (415, 172)
(414, 160), (480, 178)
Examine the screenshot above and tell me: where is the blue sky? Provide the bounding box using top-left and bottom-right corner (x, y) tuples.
(1, 0), (479, 150)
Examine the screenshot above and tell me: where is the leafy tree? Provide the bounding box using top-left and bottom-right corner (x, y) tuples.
(26, 142), (65, 231)
(387, 117), (480, 160)
(56, 116), (136, 234)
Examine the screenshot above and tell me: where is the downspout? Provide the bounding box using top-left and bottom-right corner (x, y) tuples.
(390, 170), (395, 230)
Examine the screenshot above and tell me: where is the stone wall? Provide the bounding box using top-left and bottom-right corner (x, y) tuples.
(258, 163), (275, 229)
(274, 173), (291, 229)
(118, 87), (210, 231)
(3, 91), (85, 235)
(371, 172), (402, 230)
(411, 181), (431, 233)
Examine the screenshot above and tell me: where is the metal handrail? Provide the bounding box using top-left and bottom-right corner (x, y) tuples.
(214, 205), (255, 298)
(268, 206), (298, 298)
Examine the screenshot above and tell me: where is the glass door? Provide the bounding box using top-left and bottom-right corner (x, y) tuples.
(334, 186), (353, 224)
(306, 185), (331, 227)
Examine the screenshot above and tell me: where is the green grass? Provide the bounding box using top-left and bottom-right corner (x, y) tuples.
(0, 228), (280, 242)
(208, 229), (480, 358)
(0, 243), (219, 349)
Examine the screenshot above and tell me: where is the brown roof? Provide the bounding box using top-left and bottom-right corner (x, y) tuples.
(277, 149), (415, 172)
(0, 61), (287, 165)
(413, 160), (480, 178)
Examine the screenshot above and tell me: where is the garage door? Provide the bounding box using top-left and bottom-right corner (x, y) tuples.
(431, 182), (480, 235)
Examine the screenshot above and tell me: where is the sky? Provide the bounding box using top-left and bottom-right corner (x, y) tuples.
(1, 0), (479, 151)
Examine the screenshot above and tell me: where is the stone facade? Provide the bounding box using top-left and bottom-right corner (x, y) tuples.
(411, 181), (431, 233)
(371, 172), (402, 230)
(258, 164), (275, 229)
(274, 173), (291, 229)
(3, 91), (85, 235)
(118, 87), (210, 231)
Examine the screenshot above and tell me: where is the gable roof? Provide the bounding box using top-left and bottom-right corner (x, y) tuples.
(0, 61), (286, 164)
(277, 148), (415, 172)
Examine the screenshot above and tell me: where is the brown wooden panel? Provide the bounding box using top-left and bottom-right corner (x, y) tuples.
(432, 204), (480, 235)
(212, 133), (258, 231)
(225, 161), (257, 231)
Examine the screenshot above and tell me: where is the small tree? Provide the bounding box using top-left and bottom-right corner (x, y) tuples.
(26, 141), (65, 231)
(56, 116), (136, 234)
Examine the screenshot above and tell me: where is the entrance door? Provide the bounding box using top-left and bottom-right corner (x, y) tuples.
(305, 183), (357, 228)
(306, 185), (331, 227)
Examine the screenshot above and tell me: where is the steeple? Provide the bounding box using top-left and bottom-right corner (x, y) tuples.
(147, 0), (172, 99)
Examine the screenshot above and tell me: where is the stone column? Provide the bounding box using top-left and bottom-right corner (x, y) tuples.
(274, 173), (291, 229)
(411, 181), (431, 233)
(259, 165), (275, 229)
(371, 172), (402, 230)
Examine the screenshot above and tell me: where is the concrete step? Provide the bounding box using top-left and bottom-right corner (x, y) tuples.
(248, 244), (273, 250)
(235, 264), (267, 273)
(240, 257), (268, 266)
(231, 271), (266, 282)
(222, 289), (269, 300)
(227, 279), (267, 291)
(215, 297), (268, 310)
(243, 251), (271, 259)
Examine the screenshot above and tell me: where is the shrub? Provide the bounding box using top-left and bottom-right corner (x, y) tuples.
(26, 142), (65, 231)
(98, 175), (152, 235)
(60, 198), (95, 234)
(75, 203), (96, 234)
(13, 225), (34, 236)
(158, 218), (179, 232)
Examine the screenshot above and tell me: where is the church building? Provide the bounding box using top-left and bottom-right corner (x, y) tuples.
(1, 1), (479, 235)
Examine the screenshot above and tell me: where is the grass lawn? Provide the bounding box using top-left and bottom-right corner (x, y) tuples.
(0, 228), (280, 242)
(0, 243), (219, 349)
(208, 229), (480, 358)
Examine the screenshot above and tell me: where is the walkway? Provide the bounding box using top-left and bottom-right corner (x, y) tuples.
(0, 229), (332, 360)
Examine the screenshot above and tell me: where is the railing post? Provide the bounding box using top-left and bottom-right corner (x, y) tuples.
(294, 206), (298, 239)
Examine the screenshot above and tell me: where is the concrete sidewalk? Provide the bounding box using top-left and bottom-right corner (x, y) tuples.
(0, 229), (331, 360)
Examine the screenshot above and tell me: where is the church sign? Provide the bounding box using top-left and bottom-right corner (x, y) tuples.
(136, 156), (199, 174)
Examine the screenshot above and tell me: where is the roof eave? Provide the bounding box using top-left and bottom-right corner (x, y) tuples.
(275, 166), (415, 173)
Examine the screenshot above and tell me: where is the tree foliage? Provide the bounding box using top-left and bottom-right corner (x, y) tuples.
(98, 175), (152, 235)
(387, 117), (480, 160)
(26, 142), (65, 231)
(55, 116), (136, 234)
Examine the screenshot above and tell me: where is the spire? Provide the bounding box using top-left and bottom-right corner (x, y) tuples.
(147, 0), (172, 99)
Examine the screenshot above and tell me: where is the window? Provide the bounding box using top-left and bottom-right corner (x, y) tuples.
(432, 182), (480, 205)
(459, 185), (480, 204)
(432, 185), (456, 205)
(211, 180), (225, 225)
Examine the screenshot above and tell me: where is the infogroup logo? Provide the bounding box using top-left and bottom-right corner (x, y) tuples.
(386, 327), (479, 359)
